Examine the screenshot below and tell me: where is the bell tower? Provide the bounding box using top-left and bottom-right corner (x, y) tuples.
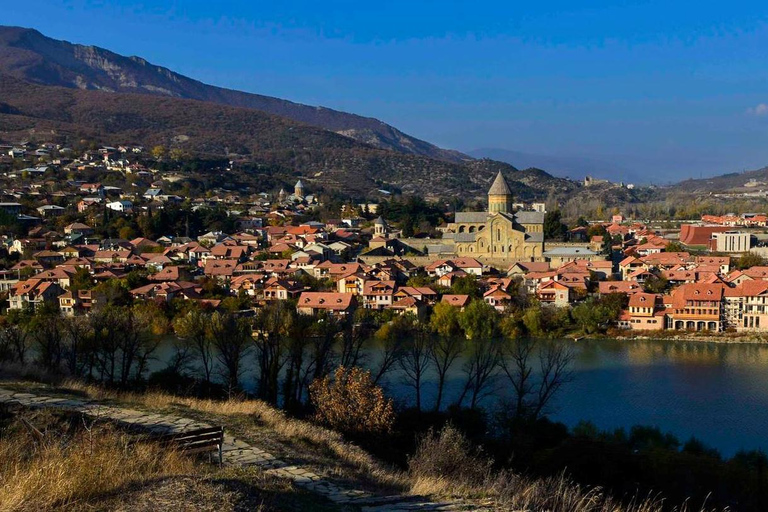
(487, 171), (513, 214)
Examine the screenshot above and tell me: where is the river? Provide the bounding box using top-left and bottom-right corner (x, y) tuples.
(151, 338), (768, 457)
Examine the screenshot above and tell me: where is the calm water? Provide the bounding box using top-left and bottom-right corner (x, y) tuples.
(152, 338), (768, 456)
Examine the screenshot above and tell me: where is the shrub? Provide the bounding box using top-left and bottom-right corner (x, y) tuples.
(309, 366), (395, 436)
(408, 424), (492, 493)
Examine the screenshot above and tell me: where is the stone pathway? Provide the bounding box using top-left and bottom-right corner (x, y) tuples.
(0, 388), (488, 511)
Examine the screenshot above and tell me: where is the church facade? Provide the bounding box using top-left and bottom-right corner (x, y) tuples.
(445, 171), (545, 261)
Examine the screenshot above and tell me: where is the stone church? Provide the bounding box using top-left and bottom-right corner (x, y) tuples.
(445, 171), (544, 261)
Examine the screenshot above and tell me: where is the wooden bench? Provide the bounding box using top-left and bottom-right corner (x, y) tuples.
(153, 426), (225, 465)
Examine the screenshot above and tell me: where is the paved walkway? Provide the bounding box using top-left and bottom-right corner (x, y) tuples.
(0, 388), (488, 511)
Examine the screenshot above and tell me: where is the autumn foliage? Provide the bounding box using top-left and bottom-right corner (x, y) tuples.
(309, 366), (395, 435)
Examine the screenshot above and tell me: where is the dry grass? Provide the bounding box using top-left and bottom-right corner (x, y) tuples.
(0, 376), (722, 510)
(0, 411), (195, 512)
(409, 425), (720, 512)
(54, 379), (409, 492)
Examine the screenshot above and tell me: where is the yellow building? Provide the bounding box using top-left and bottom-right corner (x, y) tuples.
(446, 171), (544, 261)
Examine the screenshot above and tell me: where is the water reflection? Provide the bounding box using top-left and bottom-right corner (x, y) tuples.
(554, 339), (768, 456)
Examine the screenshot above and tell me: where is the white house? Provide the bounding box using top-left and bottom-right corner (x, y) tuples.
(106, 200), (133, 213)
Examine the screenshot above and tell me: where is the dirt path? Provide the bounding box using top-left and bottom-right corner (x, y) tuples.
(0, 387), (488, 511)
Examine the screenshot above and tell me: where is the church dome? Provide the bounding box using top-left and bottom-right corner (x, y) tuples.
(488, 171), (512, 195)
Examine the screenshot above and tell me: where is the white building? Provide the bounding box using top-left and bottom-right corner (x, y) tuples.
(106, 200), (133, 213)
(711, 231), (751, 253)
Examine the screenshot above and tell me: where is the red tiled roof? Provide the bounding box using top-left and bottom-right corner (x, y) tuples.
(298, 292), (355, 311)
(441, 294), (470, 307)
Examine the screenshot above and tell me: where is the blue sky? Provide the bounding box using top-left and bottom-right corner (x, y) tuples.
(7, 1), (768, 181)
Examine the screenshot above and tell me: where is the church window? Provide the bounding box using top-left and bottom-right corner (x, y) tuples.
(469, 226), (476, 233)
(458, 226), (465, 233)
(497, 229), (501, 239)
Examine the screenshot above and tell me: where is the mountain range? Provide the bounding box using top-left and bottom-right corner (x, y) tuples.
(0, 26), (467, 164)
(467, 148), (650, 185)
(0, 25), (653, 206)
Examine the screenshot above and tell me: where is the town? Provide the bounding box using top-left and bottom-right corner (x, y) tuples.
(3, 140), (768, 337)
(7, 12), (768, 511)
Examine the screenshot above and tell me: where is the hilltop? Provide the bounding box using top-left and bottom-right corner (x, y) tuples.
(666, 166), (768, 195)
(0, 25), (467, 163)
(0, 26), (656, 207)
(0, 73), (590, 201)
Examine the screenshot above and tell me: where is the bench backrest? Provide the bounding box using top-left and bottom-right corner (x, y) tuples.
(154, 426), (224, 461)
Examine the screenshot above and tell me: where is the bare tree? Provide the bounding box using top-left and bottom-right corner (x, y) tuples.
(174, 308), (214, 385)
(499, 337), (573, 423)
(31, 305), (64, 372)
(61, 315), (93, 376)
(254, 302), (292, 404)
(210, 311), (251, 393)
(371, 315), (412, 385)
(90, 305), (123, 384)
(429, 334), (463, 412)
(338, 322), (367, 369)
(282, 311), (313, 411)
(306, 313), (341, 382)
(399, 327), (432, 412)
(372, 334), (404, 385)
(457, 337), (500, 410)
(0, 323), (29, 364)
(89, 304), (160, 386)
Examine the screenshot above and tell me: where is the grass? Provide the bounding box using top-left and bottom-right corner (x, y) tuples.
(36, 378), (409, 493)
(0, 372), (725, 511)
(0, 409), (194, 511)
(0, 408), (342, 512)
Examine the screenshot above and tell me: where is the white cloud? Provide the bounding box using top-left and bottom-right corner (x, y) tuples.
(747, 103), (768, 116)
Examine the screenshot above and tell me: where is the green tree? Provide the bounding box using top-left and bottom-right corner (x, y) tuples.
(572, 297), (620, 334)
(643, 275), (669, 294)
(151, 145), (166, 159)
(119, 226), (137, 240)
(665, 241), (686, 253)
(459, 300), (499, 340)
(70, 267), (94, 291)
(543, 210), (568, 241)
(451, 275), (481, 298)
(522, 305), (544, 337)
(736, 252), (765, 270)
(430, 301), (462, 338)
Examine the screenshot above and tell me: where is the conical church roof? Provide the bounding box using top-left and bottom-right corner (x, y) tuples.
(488, 171), (512, 195)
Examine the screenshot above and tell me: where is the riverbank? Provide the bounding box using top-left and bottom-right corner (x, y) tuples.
(605, 329), (768, 344)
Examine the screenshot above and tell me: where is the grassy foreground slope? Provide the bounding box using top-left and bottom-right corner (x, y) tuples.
(0, 377), (713, 512)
